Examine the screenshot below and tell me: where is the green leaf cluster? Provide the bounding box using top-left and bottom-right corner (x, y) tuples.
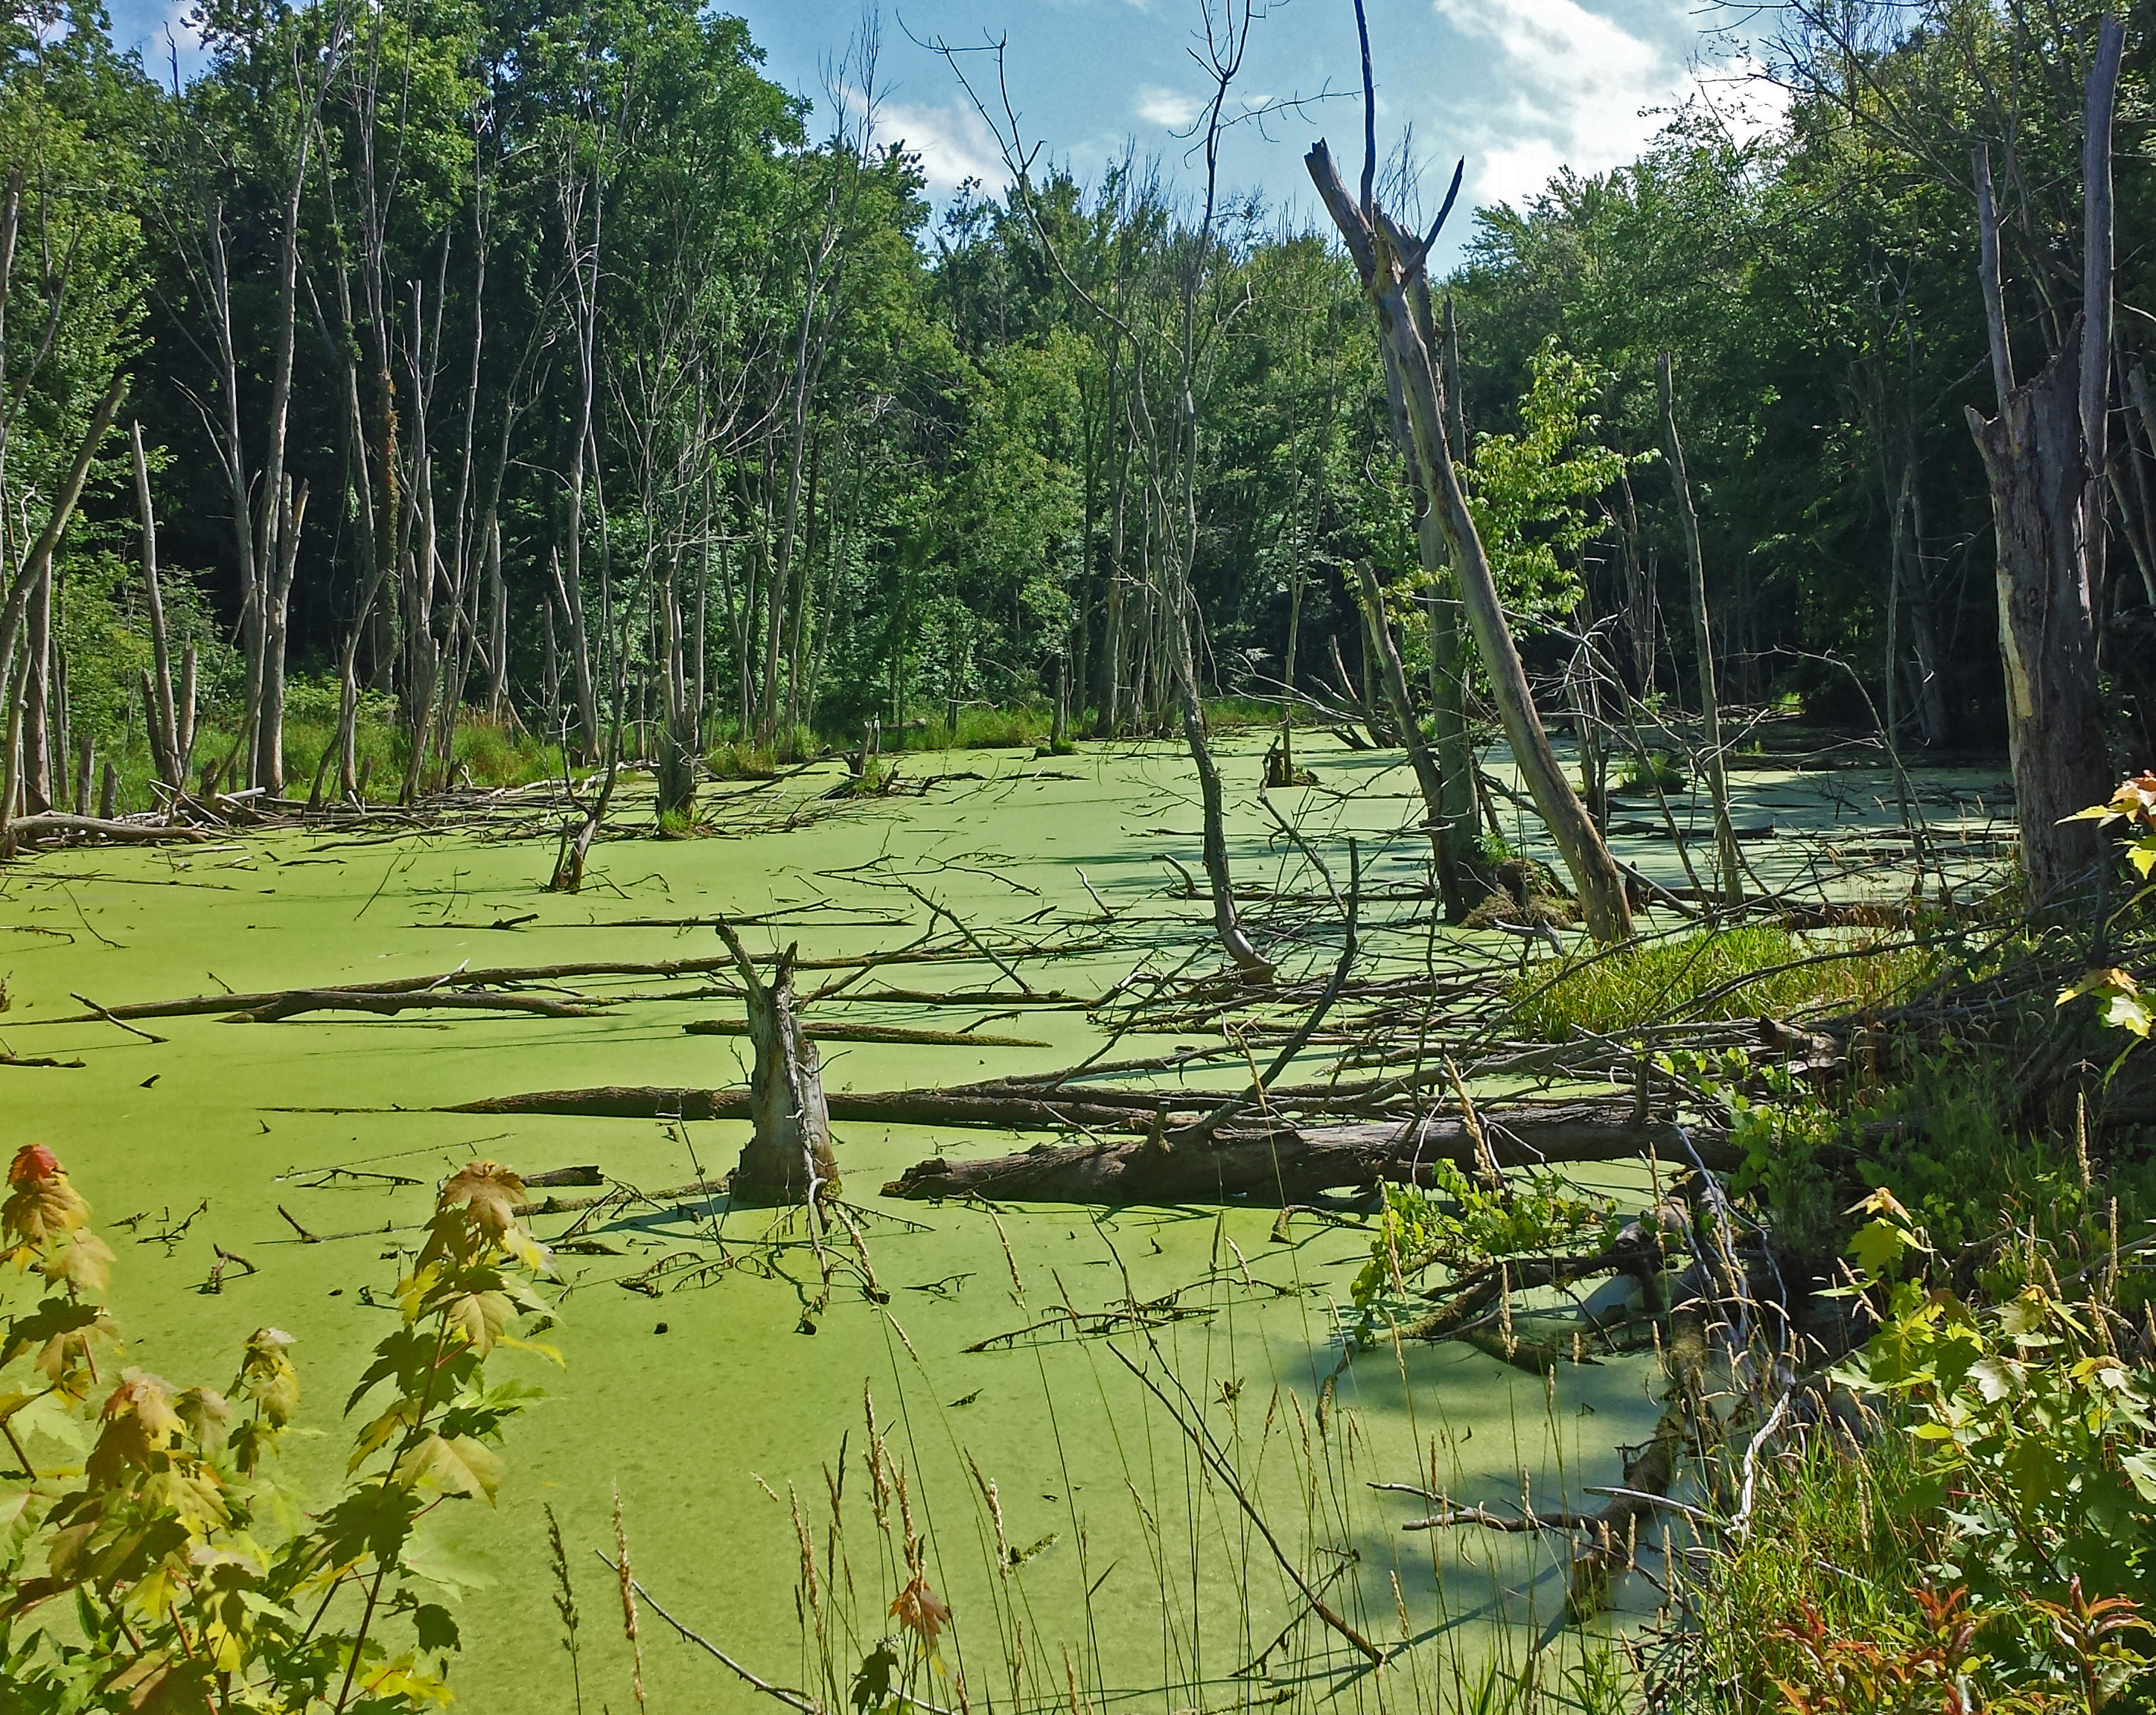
(0, 1149), (558, 1711)
(1840, 1189), (2156, 1638)
(1349, 1160), (1617, 1331)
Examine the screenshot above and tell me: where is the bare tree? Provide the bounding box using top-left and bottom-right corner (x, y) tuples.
(1963, 19), (2122, 912)
(129, 422), (195, 790)
(1306, 1), (1633, 942)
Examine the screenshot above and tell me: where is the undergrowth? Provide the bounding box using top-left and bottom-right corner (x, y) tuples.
(66, 681), (558, 811)
(1508, 923), (1936, 1040)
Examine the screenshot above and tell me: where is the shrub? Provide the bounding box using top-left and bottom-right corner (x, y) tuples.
(0, 1147), (558, 1711)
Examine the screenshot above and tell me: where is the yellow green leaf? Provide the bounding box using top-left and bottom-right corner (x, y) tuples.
(393, 1432), (503, 1502)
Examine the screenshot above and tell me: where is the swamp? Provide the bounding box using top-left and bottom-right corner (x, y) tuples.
(0, 735), (2029, 1710)
(7, 0), (2156, 1709)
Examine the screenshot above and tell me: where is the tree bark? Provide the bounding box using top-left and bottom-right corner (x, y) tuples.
(717, 924), (836, 1203)
(885, 1105), (1720, 1205)
(131, 424), (183, 788)
(1356, 560), (1462, 913)
(1964, 21), (2123, 913)
(21, 557), (50, 815)
(1968, 347), (2111, 907)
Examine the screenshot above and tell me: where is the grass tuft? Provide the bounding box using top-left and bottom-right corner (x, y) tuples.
(1506, 923), (1933, 1040)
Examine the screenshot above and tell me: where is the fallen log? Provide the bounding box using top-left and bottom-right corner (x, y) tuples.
(884, 1105), (1733, 1204)
(445, 1084), (1198, 1131)
(3, 813), (218, 848)
(229, 990), (607, 1022)
(683, 1019), (1051, 1048)
(15, 948), (1004, 1027)
(1607, 820), (1776, 842)
(519, 1164), (603, 1187)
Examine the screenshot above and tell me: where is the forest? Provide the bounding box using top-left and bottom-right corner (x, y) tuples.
(6, 0), (2156, 1709)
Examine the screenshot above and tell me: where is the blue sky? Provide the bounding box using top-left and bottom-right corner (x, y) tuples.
(98, 0), (1782, 277)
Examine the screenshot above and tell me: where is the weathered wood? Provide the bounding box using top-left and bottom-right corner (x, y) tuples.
(445, 1084), (1190, 1132)
(684, 1019), (1050, 1049)
(884, 1105), (1729, 1205)
(25, 948), (1004, 1026)
(228, 989), (605, 1023)
(519, 1164), (603, 1188)
(1966, 345), (2111, 911)
(718, 924), (835, 1202)
(4, 814), (217, 848)
(1354, 561), (1454, 895)
(1964, 25), (2123, 914)
(1659, 351), (1743, 907)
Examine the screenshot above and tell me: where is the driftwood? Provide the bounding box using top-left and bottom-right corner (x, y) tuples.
(683, 1019), (1050, 1049)
(884, 1105), (1729, 1205)
(16, 947), (1027, 1029)
(445, 1082), (1174, 1132)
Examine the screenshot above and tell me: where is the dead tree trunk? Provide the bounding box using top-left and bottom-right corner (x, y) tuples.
(1432, 295), (1487, 905)
(130, 424), (186, 789)
(1658, 353), (1742, 907)
(655, 555), (698, 828)
(717, 924), (836, 1203)
(1307, 135), (1631, 942)
(1965, 23), (2121, 913)
(0, 371), (126, 841)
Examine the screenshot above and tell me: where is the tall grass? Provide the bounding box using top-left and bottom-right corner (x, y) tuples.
(1506, 923), (1935, 1040)
(1653, 1430), (1943, 1710)
(908, 706), (1055, 750)
(53, 686), (558, 814)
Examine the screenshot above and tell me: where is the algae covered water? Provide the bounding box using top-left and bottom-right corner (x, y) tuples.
(0, 736), (2006, 1708)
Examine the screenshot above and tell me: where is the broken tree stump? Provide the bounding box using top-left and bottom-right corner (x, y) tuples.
(717, 923), (836, 1203)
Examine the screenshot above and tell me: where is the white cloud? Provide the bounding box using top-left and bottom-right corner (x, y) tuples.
(1429, 0), (1743, 209)
(875, 99), (1011, 199)
(1135, 86), (1200, 130)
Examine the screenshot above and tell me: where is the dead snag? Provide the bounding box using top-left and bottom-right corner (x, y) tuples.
(1304, 95), (1631, 942)
(716, 923), (835, 1204)
(1964, 24), (2122, 916)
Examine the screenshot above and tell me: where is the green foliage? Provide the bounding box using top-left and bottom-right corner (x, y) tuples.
(910, 706), (1056, 752)
(1349, 1161), (1617, 1329)
(1616, 750), (1688, 793)
(1458, 338), (1643, 619)
(2060, 775), (2156, 1055)
(705, 739), (783, 781)
(1672, 1428), (1971, 1712)
(1674, 1096), (2156, 1714)
(1838, 1189), (2156, 1648)
(1509, 924), (1932, 1041)
(0, 1148), (558, 1711)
